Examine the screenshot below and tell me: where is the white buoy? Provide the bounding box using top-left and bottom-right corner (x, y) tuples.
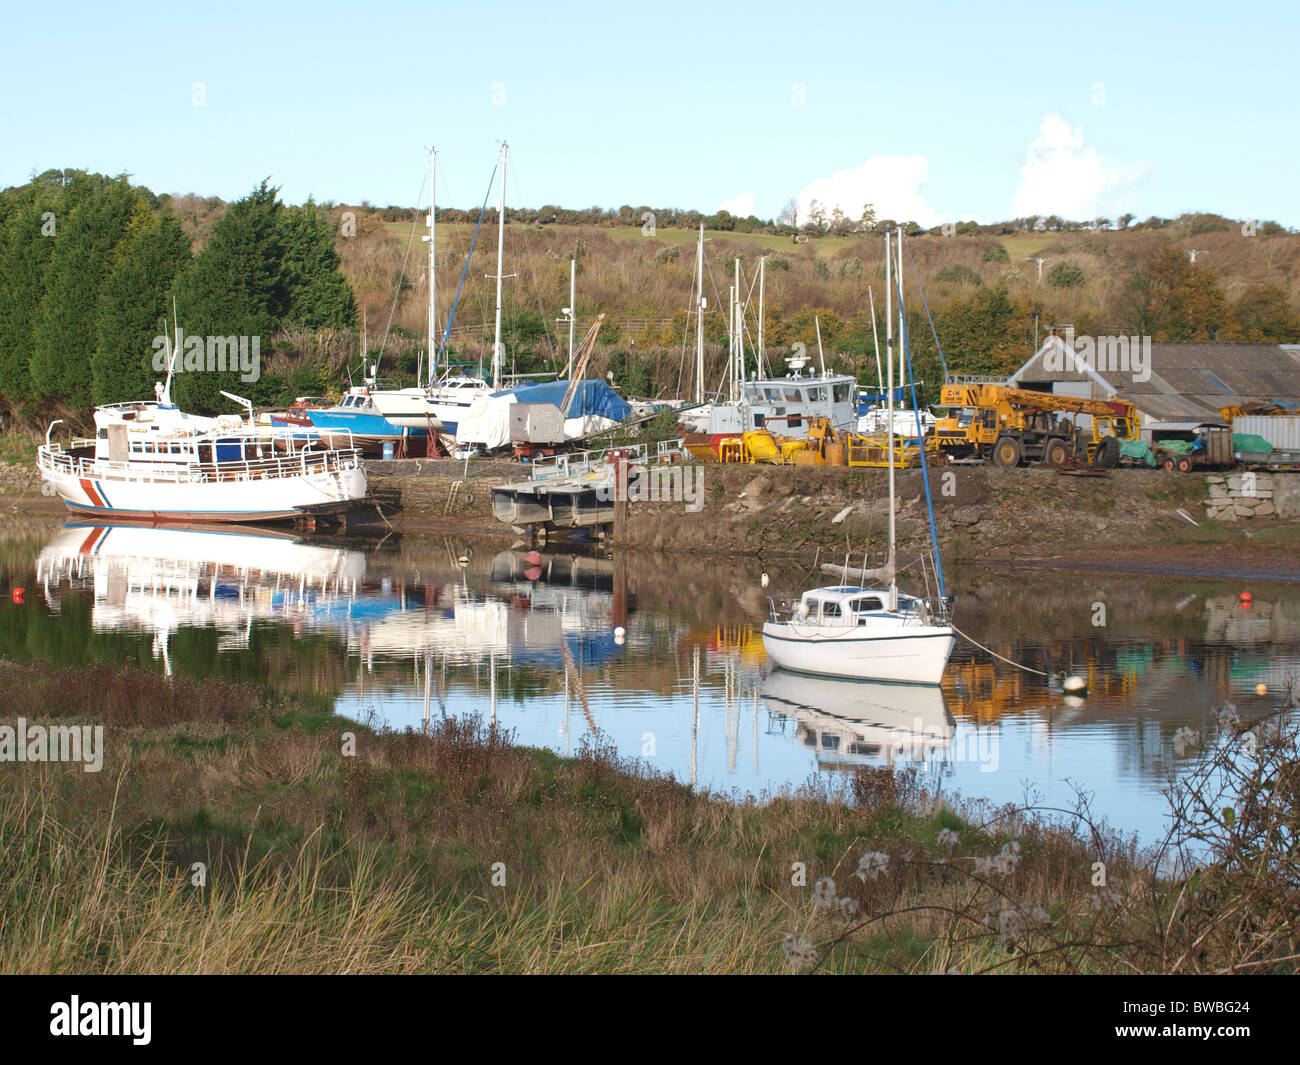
(614, 625), (625, 639)
(761, 573), (769, 588)
(1255, 683), (1268, 696)
(1063, 675), (1088, 695)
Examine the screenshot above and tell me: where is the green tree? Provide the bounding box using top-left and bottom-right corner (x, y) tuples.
(29, 179), (139, 403)
(939, 285), (1030, 375)
(169, 181), (286, 411)
(0, 180), (63, 402)
(92, 208), (192, 404)
(278, 199), (356, 330)
(1047, 260), (1087, 289)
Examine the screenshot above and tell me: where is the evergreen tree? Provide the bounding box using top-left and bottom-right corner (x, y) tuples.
(169, 180), (285, 411)
(0, 183), (61, 402)
(29, 179), (139, 403)
(92, 208), (192, 403)
(278, 200), (356, 330)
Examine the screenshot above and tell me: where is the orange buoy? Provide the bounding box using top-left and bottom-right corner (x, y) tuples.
(1239, 591), (1253, 607)
(524, 550), (543, 566)
(12, 588), (24, 604)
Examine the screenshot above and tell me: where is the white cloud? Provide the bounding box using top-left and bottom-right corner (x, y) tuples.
(718, 191), (755, 217)
(1011, 114), (1149, 220)
(797, 155), (943, 229)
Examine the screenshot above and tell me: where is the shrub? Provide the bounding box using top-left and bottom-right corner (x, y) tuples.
(1047, 261), (1087, 288)
(935, 264), (982, 285)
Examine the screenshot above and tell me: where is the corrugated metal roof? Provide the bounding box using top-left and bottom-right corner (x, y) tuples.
(1014, 343), (1300, 415)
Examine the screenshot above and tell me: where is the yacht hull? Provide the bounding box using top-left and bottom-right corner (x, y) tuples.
(761, 622), (954, 685)
(42, 464), (368, 525)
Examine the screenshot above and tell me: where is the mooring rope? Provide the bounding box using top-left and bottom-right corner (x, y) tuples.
(951, 624), (1050, 677)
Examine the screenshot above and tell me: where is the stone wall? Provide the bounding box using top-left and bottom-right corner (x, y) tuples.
(1204, 471), (1300, 521)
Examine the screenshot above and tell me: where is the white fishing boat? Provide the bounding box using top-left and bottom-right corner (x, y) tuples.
(676, 228), (856, 452)
(762, 228), (954, 685)
(37, 360), (367, 523)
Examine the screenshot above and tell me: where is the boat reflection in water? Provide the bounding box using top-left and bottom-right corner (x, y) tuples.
(35, 522), (371, 670)
(33, 525), (626, 685)
(762, 669), (955, 772)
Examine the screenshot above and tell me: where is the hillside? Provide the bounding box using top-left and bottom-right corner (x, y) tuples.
(2, 168), (1298, 420)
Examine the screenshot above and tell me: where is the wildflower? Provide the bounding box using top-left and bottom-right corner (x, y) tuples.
(936, 828), (960, 847)
(1090, 885), (1122, 911)
(811, 876), (837, 909)
(984, 904), (1049, 950)
(836, 896), (860, 919)
(853, 851), (890, 881)
(1217, 704), (1239, 730)
(974, 840), (1022, 878)
(1172, 726), (1200, 756)
(781, 932), (818, 968)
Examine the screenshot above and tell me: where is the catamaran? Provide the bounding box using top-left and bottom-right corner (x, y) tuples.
(761, 228), (954, 685)
(37, 344), (367, 524)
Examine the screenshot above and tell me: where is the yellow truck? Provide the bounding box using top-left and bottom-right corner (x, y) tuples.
(935, 382), (1139, 468)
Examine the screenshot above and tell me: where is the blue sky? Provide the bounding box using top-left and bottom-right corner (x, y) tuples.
(3, 1), (1295, 226)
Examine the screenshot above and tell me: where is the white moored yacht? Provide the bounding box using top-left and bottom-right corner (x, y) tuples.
(762, 227), (954, 686)
(761, 586), (954, 685)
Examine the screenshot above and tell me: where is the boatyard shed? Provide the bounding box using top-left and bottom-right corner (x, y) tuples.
(1008, 340), (1300, 433)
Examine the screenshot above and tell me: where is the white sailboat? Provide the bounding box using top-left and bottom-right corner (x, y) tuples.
(761, 228), (954, 686)
(369, 146), (501, 437)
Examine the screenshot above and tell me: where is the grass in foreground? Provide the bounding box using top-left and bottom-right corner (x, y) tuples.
(1, 658), (1296, 974)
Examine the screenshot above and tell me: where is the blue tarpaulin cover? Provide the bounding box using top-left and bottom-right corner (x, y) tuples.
(494, 380), (632, 422)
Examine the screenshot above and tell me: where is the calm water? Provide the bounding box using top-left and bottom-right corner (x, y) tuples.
(4, 519), (1299, 844)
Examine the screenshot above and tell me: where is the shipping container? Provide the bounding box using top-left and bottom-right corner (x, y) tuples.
(1234, 415), (1300, 451)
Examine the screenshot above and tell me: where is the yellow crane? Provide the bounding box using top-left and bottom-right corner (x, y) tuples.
(935, 382), (1139, 468)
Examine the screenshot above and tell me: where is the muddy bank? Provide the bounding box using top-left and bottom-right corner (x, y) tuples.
(610, 463), (1300, 569)
(8, 456), (1298, 579)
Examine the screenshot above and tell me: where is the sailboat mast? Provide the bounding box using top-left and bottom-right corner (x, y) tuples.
(885, 231), (897, 611)
(869, 286), (883, 395)
(727, 284), (735, 402)
(897, 228), (905, 397)
(426, 148), (437, 386)
(491, 142), (508, 390)
(757, 257), (766, 378)
(566, 257), (576, 377)
(734, 257), (743, 398)
(695, 224), (705, 404)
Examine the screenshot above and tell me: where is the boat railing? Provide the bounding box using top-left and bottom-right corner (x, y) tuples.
(766, 594), (953, 627)
(655, 438), (686, 462)
(531, 442), (649, 481)
(766, 595), (793, 622)
(38, 440), (362, 484)
(529, 439), (688, 483)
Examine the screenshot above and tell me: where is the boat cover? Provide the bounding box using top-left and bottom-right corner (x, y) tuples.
(456, 380), (632, 448)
